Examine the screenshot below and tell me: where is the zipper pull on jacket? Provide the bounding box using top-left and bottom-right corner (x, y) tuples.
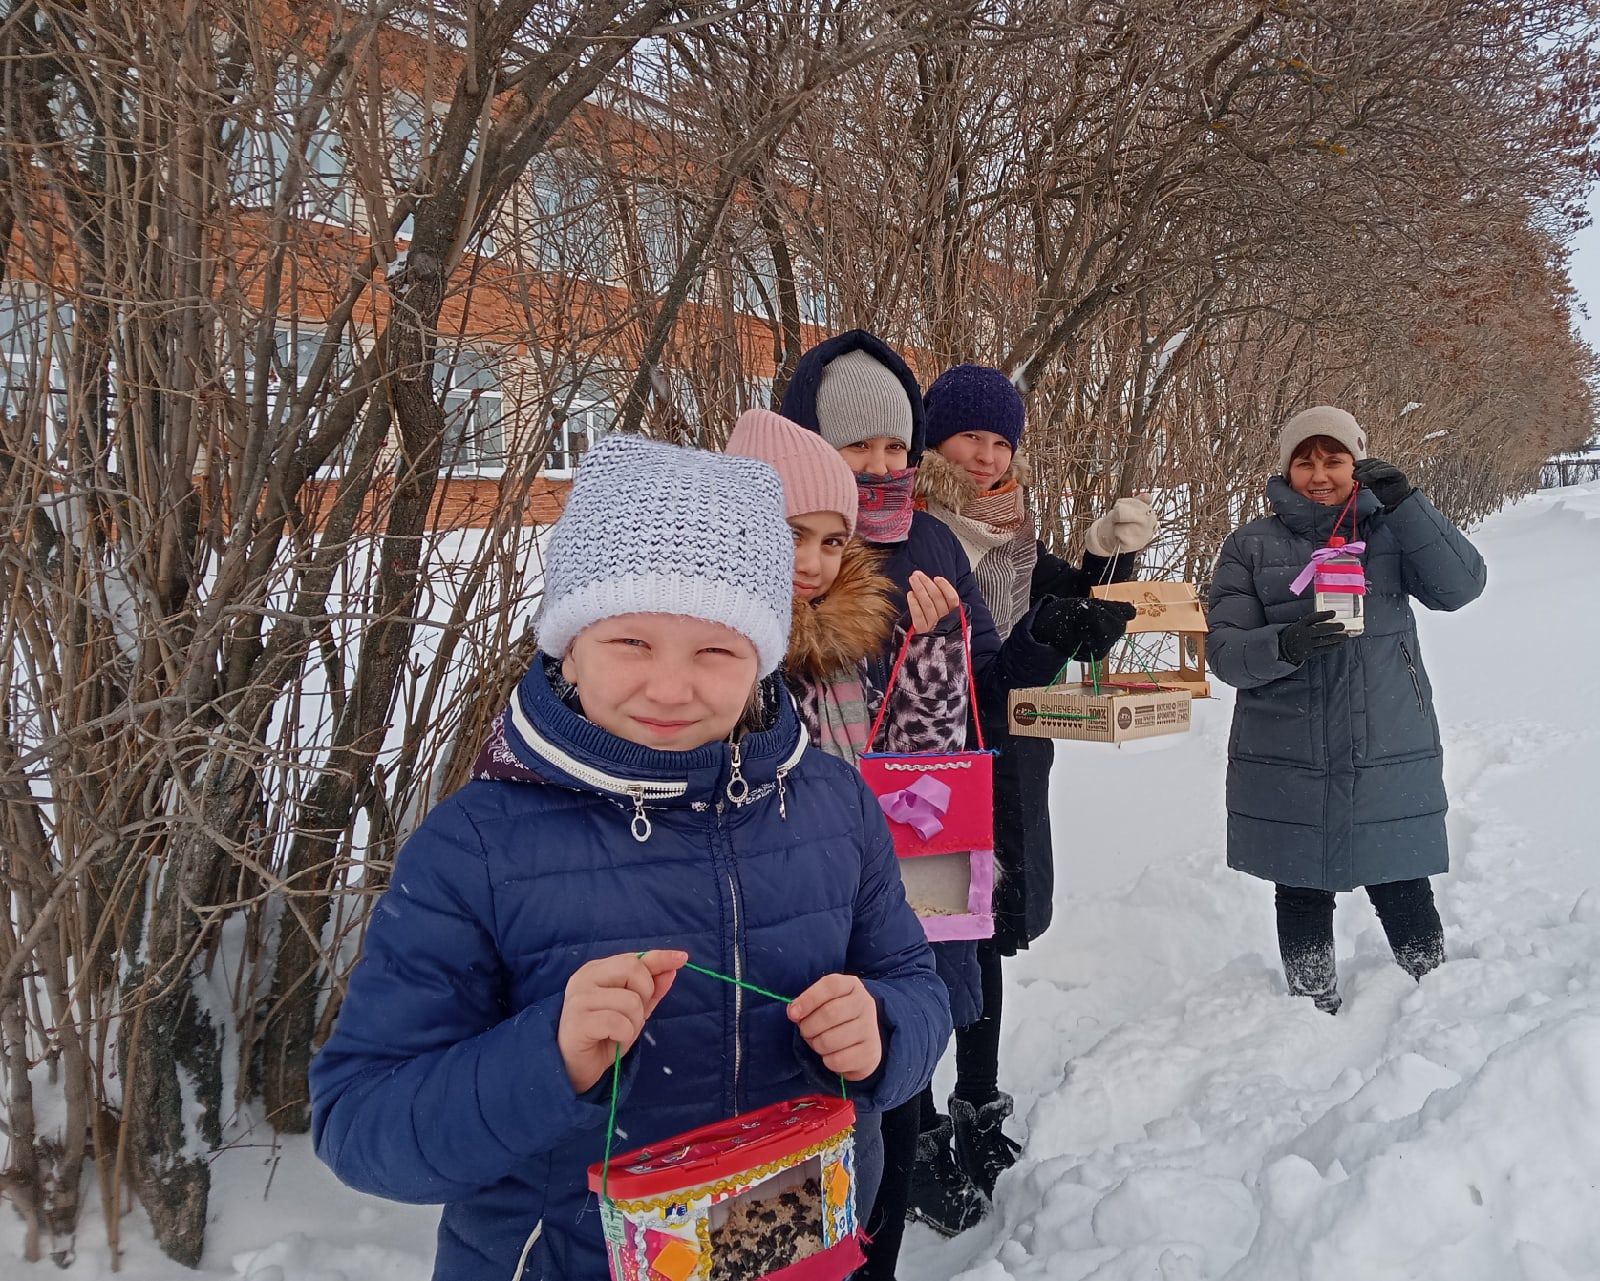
(725, 740), (750, 805)
(629, 789), (652, 842)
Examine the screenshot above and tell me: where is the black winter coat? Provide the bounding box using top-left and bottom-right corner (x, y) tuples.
(780, 331), (1068, 713)
(782, 330), (1101, 952)
(861, 515), (1065, 988)
(980, 544), (1134, 951)
(869, 512), (1066, 713)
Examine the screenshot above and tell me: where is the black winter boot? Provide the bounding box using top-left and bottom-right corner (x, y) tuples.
(906, 1115), (988, 1237)
(1367, 877), (1446, 982)
(1392, 933), (1445, 982)
(1276, 885), (1342, 1015)
(949, 1091), (1022, 1198)
(1282, 940), (1342, 1014)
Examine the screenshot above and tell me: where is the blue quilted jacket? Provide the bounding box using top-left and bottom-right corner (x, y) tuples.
(309, 658), (950, 1280)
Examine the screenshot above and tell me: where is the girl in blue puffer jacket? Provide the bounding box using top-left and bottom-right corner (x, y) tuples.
(309, 435), (952, 1281)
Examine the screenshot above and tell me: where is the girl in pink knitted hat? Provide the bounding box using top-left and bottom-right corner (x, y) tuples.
(726, 408), (968, 766)
(726, 407), (989, 1271)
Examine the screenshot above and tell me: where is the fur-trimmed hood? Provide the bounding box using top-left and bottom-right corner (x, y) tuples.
(915, 447), (1032, 516)
(786, 541), (899, 680)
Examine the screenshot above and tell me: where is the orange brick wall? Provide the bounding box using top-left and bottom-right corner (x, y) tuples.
(301, 473), (571, 531)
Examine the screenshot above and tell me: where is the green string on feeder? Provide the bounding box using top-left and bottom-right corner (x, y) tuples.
(1049, 653), (1103, 693)
(1097, 634), (1175, 694)
(678, 959), (797, 1006)
(598, 957), (850, 1224)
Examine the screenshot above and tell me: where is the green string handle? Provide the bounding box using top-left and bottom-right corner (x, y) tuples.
(599, 957), (850, 1225)
(1047, 652), (1101, 692)
(679, 959), (798, 1006)
(1035, 653), (1104, 722)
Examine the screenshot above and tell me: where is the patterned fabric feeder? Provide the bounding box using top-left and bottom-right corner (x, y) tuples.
(588, 1095), (862, 1281)
(858, 610), (996, 941)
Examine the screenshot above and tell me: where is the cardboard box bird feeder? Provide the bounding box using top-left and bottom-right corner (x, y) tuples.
(1008, 681), (1193, 744)
(1007, 582), (1203, 744)
(589, 1095), (862, 1281)
(1087, 581), (1211, 698)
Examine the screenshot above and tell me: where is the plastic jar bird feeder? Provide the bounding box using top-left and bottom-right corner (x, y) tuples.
(589, 1095), (862, 1281)
(1292, 487), (1367, 635)
(1308, 535), (1366, 635)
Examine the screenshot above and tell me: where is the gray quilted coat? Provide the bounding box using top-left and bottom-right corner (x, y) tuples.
(1207, 478), (1486, 891)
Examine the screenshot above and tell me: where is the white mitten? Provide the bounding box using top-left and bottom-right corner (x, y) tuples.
(1084, 495), (1160, 557)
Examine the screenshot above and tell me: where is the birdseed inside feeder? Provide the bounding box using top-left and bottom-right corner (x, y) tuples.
(588, 1095), (861, 1281)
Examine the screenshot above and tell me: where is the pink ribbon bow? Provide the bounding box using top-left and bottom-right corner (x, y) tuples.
(878, 775), (952, 840)
(1291, 541), (1367, 596)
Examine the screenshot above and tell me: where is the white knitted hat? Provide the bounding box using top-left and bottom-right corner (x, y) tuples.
(538, 435), (794, 673)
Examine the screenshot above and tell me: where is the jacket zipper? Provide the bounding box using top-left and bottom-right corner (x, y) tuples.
(726, 740), (749, 804)
(725, 726), (808, 815)
(714, 798), (745, 1105)
(512, 695), (808, 801)
(512, 698), (808, 842)
(1400, 640), (1426, 712)
(509, 698), (686, 840)
(783, 722), (811, 771)
(723, 726), (796, 1100)
(729, 856), (744, 1102)
(773, 725), (806, 820)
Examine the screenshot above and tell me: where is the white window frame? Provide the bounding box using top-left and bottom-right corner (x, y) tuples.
(1, 290), (74, 463)
(742, 376), (775, 414)
(525, 153), (613, 283)
(234, 327), (360, 479)
(542, 385), (615, 479)
(634, 184), (686, 295)
(232, 62), (352, 226)
(733, 242), (779, 321)
(436, 348), (507, 476)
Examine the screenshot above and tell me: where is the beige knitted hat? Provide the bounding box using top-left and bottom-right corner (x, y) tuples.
(1278, 406), (1369, 473)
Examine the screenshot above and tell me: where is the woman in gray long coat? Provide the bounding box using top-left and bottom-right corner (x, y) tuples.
(1207, 407), (1486, 1013)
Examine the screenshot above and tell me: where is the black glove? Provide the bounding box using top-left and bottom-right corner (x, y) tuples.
(1279, 609), (1350, 666)
(1354, 458), (1414, 511)
(1031, 596), (1138, 662)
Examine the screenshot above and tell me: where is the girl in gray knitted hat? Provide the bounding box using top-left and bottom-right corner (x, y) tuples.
(310, 435), (954, 1281)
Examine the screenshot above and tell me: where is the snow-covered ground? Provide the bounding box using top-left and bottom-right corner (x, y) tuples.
(9, 485), (1600, 1281)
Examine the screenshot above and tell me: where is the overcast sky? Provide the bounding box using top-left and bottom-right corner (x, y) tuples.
(1566, 184), (1600, 450)
(1571, 185), (1600, 365)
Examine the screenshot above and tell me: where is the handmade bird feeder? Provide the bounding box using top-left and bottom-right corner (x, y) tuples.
(1295, 536), (1367, 635)
(858, 610), (995, 941)
(1007, 676), (1193, 744)
(589, 1095), (862, 1281)
(1087, 581), (1211, 697)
